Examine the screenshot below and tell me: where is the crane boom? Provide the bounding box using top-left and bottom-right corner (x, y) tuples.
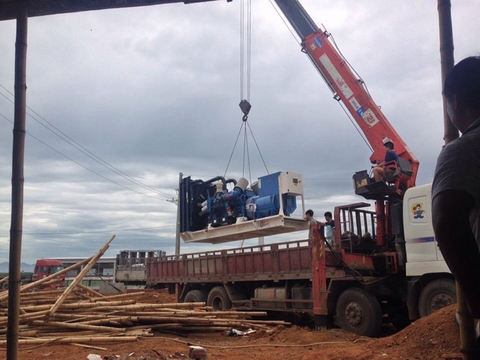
(274, 0), (419, 194)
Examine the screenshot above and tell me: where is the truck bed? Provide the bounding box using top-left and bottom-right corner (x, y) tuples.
(147, 239), (343, 285)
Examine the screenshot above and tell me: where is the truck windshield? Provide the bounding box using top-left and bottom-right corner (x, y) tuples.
(49, 266), (64, 274)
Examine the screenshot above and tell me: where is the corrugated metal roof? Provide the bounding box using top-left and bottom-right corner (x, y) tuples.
(0, 0), (218, 22)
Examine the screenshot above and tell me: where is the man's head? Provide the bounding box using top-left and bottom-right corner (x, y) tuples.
(382, 137), (394, 150)
(444, 56), (480, 132)
(305, 209), (314, 221)
(324, 211), (332, 221)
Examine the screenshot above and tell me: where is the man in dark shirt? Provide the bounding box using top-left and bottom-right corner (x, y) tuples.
(432, 56), (480, 339)
(372, 138), (399, 182)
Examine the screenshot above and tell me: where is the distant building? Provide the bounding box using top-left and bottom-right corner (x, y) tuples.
(52, 256), (116, 290)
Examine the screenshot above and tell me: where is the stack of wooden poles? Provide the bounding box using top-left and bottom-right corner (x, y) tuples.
(0, 236), (289, 348)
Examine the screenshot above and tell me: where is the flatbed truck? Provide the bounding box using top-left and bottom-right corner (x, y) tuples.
(147, 182), (454, 337)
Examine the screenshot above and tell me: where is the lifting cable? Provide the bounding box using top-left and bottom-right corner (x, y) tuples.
(224, 0), (269, 182)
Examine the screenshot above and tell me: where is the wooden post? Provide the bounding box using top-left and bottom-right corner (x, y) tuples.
(7, 2), (28, 359)
(437, 0), (458, 145)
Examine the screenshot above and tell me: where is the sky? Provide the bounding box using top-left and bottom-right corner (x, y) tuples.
(0, 0), (478, 264)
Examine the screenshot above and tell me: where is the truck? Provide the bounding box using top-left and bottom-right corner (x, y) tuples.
(0, 258), (65, 290)
(31, 258), (65, 288)
(114, 250), (166, 287)
(145, 0), (454, 337)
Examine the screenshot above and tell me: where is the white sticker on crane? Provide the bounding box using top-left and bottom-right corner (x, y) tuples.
(360, 109), (380, 127)
(349, 97), (379, 127)
(319, 54), (353, 99)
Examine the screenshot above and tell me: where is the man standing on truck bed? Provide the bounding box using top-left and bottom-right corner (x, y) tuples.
(432, 56), (480, 341)
(305, 209), (317, 244)
(319, 211), (335, 246)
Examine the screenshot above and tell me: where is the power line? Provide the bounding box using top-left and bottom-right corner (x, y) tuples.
(19, 224), (176, 236)
(0, 84), (175, 200)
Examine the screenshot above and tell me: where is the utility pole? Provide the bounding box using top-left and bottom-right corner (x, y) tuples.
(175, 172), (182, 256)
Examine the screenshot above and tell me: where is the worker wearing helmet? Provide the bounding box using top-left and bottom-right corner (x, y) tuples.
(372, 138), (398, 182)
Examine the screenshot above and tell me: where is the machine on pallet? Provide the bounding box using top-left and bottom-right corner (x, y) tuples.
(179, 171), (309, 244)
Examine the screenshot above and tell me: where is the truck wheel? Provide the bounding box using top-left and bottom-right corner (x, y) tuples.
(418, 279), (456, 318)
(207, 286), (232, 311)
(1, 282), (8, 290)
(184, 289), (207, 303)
(336, 287), (382, 337)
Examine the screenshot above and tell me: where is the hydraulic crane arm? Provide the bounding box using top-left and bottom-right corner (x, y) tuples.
(274, 0), (419, 190)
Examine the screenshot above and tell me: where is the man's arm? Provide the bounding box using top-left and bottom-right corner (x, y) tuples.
(432, 189), (480, 318)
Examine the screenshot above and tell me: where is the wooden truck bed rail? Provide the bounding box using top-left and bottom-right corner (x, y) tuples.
(146, 239), (333, 285)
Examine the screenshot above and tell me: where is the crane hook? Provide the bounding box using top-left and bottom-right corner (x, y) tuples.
(239, 99), (251, 122)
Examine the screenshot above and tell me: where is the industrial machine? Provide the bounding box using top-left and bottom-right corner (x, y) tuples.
(179, 171), (308, 244)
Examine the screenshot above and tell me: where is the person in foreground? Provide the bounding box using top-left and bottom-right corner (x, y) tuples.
(432, 56), (480, 341)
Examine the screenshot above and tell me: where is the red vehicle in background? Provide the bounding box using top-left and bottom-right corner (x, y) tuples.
(0, 259), (65, 290)
(31, 259), (65, 288)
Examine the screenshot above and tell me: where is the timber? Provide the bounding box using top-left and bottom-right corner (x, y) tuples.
(0, 239), (286, 350)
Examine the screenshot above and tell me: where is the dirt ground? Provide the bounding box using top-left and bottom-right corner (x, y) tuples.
(0, 290), (463, 360)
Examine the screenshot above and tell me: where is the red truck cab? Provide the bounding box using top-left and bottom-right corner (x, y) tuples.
(32, 259), (65, 287)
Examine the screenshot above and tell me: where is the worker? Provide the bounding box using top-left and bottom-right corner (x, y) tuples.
(305, 209), (317, 244)
(319, 211), (335, 246)
(432, 56), (480, 340)
(372, 138), (398, 182)
(305, 209), (316, 224)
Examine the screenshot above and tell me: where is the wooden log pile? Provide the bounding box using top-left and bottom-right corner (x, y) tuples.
(0, 236), (289, 349)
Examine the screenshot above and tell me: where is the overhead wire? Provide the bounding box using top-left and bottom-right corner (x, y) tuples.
(0, 111), (165, 200)
(0, 83), (174, 200)
(20, 223), (176, 236)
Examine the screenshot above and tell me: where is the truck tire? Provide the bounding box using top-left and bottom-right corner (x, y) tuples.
(1, 282), (7, 290)
(336, 287), (382, 337)
(207, 286), (232, 311)
(418, 279), (456, 318)
(184, 289), (207, 303)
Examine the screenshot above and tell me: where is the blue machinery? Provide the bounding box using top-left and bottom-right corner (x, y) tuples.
(179, 171), (309, 244)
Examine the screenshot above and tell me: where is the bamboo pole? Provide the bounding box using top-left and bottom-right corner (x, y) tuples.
(31, 320), (125, 333)
(69, 343), (108, 351)
(135, 316), (288, 326)
(91, 302), (204, 312)
(8, 4), (28, 360)
(46, 234), (116, 318)
(17, 299), (136, 312)
(19, 289), (65, 296)
(0, 336), (138, 346)
(89, 292), (145, 302)
(79, 316), (139, 326)
(75, 283), (105, 298)
(50, 313), (111, 322)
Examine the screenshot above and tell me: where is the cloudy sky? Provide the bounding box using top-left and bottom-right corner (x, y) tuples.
(0, 0), (478, 264)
